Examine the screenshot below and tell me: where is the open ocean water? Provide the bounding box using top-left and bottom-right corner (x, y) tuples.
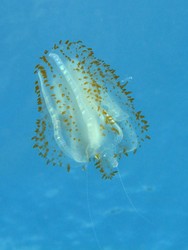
(0, 0), (188, 249)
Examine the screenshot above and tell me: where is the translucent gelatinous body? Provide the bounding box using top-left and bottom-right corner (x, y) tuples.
(32, 40), (150, 179)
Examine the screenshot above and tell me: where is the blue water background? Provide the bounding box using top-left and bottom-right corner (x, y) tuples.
(0, 0), (188, 249)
